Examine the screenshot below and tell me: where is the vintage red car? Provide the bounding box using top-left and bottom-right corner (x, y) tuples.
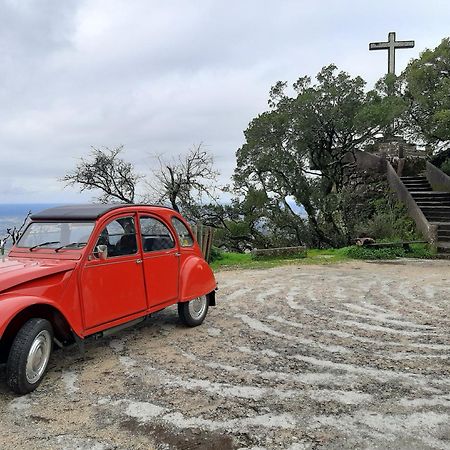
(0, 204), (217, 394)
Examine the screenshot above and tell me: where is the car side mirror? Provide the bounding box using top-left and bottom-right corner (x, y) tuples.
(96, 244), (108, 260)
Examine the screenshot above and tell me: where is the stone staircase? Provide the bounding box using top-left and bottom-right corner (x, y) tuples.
(400, 175), (450, 254)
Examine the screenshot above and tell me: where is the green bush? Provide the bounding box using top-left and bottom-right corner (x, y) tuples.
(407, 243), (436, 259)
(354, 195), (419, 242)
(346, 246), (406, 259)
(209, 246), (224, 263)
(441, 158), (450, 176)
(345, 244), (434, 260)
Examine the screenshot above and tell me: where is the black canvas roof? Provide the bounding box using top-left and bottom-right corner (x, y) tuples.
(31, 204), (128, 220)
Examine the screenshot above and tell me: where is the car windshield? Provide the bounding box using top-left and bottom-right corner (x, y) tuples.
(17, 222), (95, 250)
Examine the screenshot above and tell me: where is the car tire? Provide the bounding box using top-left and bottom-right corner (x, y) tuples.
(6, 318), (53, 395)
(178, 295), (209, 327)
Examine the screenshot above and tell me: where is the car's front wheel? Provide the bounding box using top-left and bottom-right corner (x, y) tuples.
(6, 318), (53, 394)
(178, 295), (209, 327)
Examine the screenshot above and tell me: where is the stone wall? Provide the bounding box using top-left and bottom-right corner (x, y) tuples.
(365, 136), (429, 159)
(251, 246), (307, 259)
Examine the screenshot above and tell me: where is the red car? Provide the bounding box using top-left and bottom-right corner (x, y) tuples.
(0, 204), (217, 394)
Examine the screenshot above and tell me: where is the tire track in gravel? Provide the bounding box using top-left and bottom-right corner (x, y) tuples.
(0, 260), (449, 450)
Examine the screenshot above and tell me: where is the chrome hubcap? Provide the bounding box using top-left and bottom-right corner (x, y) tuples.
(188, 296), (207, 320)
(26, 330), (51, 384)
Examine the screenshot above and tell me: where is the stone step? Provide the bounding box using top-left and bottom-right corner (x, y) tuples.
(423, 209), (450, 214)
(402, 179), (430, 184)
(405, 185), (433, 190)
(413, 201), (450, 205)
(413, 197), (450, 206)
(423, 214), (450, 219)
(416, 201), (450, 207)
(418, 205), (450, 210)
(400, 176), (427, 181)
(425, 218), (450, 223)
(421, 206), (450, 212)
(411, 192), (450, 198)
(414, 198), (450, 203)
(404, 183), (431, 186)
(430, 222), (450, 229)
(427, 222), (450, 227)
(422, 204), (450, 209)
(425, 218), (450, 224)
(437, 242), (450, 253)
(424, 215), (450, 221)
(411, 191), (450, 195)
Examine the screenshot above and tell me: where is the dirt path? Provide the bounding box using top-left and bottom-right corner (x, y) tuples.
(0, 260), (449, 449)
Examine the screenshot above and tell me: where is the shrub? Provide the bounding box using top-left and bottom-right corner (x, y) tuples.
(345, 243), (434, 260)
(346, 246), (406, 259)
(354, 195), (419, 242)
(441, 158), (450, 176)
(209, 246), (224, 263)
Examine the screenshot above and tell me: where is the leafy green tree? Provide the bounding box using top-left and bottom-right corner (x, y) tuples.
(235, 65), (400, 247)
(403, 38), (450, 150)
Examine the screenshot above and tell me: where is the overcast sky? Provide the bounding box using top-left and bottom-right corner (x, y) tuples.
(0, 0), (449, 203)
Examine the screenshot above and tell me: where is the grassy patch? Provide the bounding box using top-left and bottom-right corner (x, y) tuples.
(210, 252), (287, 271)
(305, 247), (352, 262)
(210, 248), (350, 271)
(210, 244), (435, 271)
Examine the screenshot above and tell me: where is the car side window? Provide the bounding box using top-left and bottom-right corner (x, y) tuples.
(95, 216), (137, 257)
(171, 217), (194, 247)
(139, 216), (175, 252)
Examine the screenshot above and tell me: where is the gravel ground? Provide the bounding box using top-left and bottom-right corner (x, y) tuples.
(0, 259), (449, 449)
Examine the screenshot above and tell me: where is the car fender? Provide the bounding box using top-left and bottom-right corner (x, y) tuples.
(0, 295), (81, 339)
(179, 255), (216, 302)
(0, 259), (77, 293)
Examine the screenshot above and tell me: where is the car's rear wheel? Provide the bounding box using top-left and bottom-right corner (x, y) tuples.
(6, 318), (53, 395)
(178, 295), (209, 327)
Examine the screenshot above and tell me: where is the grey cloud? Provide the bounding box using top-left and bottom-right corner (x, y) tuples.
(0, 0), (449, 202)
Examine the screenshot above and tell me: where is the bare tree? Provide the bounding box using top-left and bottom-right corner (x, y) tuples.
(62, 144), (220, 218)
(1, 211), (31, 254)
(149, 144), (220, 213)
(62, 146), (141, 203)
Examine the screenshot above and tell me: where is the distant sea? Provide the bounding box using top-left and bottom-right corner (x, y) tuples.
(0, 201), (306, 245)
(0, 204), (62, 238)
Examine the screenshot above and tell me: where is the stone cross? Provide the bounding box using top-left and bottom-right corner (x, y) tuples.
(369, 32), (415, 74)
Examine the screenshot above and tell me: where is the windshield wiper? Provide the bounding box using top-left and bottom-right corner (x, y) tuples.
(55, 242), (87, 252)
(29, 241), (60, 251)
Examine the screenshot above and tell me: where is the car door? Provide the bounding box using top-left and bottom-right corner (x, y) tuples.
(171, 216), (197, 289)
(80, 214), (147, 329)
(139, 215), (179, 308)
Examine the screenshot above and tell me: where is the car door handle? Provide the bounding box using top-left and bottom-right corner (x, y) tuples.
(136, 258), (143, 264)
(175, 252), (181, 257)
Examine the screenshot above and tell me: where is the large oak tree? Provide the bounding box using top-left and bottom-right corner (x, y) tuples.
(234, 65), (400, 246)
(403, 38), (450, 151)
